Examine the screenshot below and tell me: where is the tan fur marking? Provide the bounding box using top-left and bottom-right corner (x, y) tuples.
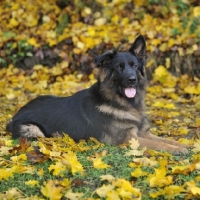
(99, 68), (107, 82)
(97, 104), (140, 122)
(19, 124), (45, 137)
(126, 128), (189, 155)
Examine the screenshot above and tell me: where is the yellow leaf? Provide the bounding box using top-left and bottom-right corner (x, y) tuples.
(42, 15), (50, 23)
(117, 187), (134, 199)
(65, 189), (84, 200)
(193, 44), (198, 51)
(49, 162), (66, 176)
(0, 146), (12, 156)
(177, 127), (189, 135)
(95, 184), (115, 198)
(165, 58), (171, 69)
(59, 178), (71, 188)
(169, 111), (180, 117)
(168, 38), (175, 48)
(26, 14), (38, 27)
(151, 39), (161, 46)
(186, 180), (196, 189)
(184, 85), (200, 94)
(6, 93), (16, 100)
(164, 185), (186, 195)
(178, 47), (185, 56)
(37, 168), (44, 176)
(10, 154), (27, 162)
(192, 140), (200, 153)
(114, 179), (141, 199)
(94, 18), (106, 26)
(131, 167), (148, 178)
(133, 0), (147, 7)
(25, 180), (39, 187)
(132, 157), (158, 166)
(41, 180), (63, 200)
(150, 185), (186, 198)
(76, 41), (85, 50)
(163, 103), (176, 109)
(152, 101), (176, 109)
(125, 148), (146, 156)
(155, 167), (166, 178)
(89, 73), (95, 80)
(195, 175), (200, 181)
(5, 140), (13, 146)
(73, 48), (82, 54)
(129, 138), (140, 150)
(178, 138), (193, 145)
(149, 167), (173, 187)
(50, 151), (61, 158)
(191, 186), (200, 195)
(146, 58), (156, 68)
(9, 18), (19, 28)
(4, 188), (22, 199)
(107, 190), (120, 200)
(27, 38), (40, 47)
(153, 65), (168, 83)
(81, 7), (92, 16)
(149, 175), (173, 187)
(0, 168), (14, 181)
(159, 43), (167, 52)
(93, 157), (111, 169)
(171, 164), (196, 175)
(89, 137), (104, 149)
(100, 174), (116, 182)
(150, 189), (164, 198)
(193, 6), (200, 17)
(196, 118), (200, 126)
(148, 149), (171, 157)
(62, 151), (84, 174)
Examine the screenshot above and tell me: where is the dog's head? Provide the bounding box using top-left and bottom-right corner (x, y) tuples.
(95, 35), (146, 99)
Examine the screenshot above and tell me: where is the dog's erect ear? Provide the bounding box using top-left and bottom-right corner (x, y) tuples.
(129, 35), (146, 60)
(129, 35), (146, 76)
(95, 51), (116, 67)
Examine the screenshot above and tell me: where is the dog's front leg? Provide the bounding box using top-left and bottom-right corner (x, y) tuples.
(144, 132), (192, 149)
(125, 128), (189, 155)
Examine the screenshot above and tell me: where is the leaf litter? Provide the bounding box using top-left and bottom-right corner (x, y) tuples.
(0, 64), (199, 199)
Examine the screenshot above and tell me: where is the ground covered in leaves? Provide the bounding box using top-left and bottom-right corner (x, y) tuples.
(0, 65), (200, 200)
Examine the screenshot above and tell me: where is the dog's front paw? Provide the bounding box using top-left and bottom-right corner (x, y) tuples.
(178, 143), (193, 149)
(171, 147), (189, 155)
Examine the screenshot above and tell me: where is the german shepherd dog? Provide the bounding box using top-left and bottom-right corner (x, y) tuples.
(6, 35), (190, 155)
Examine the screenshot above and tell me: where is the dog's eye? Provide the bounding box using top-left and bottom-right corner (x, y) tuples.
(117, 63), (124, 69)
(129, 61), (137, 68)
(131, 63), (137, 68)
(129, 61), (134, 67)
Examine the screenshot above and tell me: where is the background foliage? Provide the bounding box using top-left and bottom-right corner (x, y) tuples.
(0, 0), (200, 76)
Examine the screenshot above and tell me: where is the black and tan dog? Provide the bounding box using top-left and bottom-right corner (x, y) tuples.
(6, 35), (190, 155)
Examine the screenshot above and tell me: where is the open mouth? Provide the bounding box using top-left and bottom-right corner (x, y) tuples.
(119, 86), (136, 98)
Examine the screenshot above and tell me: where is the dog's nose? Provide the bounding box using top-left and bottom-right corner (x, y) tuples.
(128, 77), (136, 84)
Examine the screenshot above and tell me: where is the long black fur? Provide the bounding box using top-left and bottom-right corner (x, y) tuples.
(7, 35), (147, 144)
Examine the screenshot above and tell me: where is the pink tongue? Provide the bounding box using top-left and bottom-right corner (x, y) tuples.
(125, 88), (136, 98)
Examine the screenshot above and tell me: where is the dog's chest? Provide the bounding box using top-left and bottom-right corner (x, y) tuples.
(96, 105), (143, 144)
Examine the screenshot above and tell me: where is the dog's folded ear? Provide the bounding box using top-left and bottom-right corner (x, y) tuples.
(95, 51), (116, 67)
(129, 35), (146, 60)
